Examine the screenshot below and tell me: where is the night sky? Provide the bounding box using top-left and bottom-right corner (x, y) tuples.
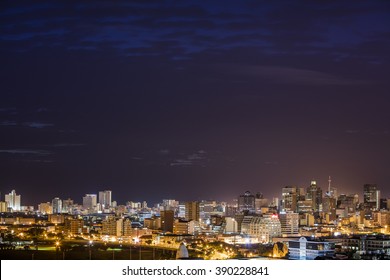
(1, 0), (389, 206)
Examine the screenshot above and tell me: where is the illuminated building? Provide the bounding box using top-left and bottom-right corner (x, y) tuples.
(178, 203), (186, 218)
(38, 202), (52, 214)
(288, 237), (335, 260)
(249, 214), (281, 243)
(123, 218), (132, 236)
(83, 194), (97, 212)
(65, 217), (84, 235)
(51, 197), (62, 214)
(102, 216), (117, 235)
(48, 214), (65, 224)
(144, 216), (161, 230)
(238, 191), (255, 213)
(224, 217), (238, 233)
(342, 235), (390, 255)
(364, 184), (380, 211)
(0, 201), (8, 212)
(162, 199), (179, 211)
(173, 219), (189, 234)
(322, 196), (337, 221)
(337, 194), (359, 213)
(279, 211), (299, 235)
(99, 190), (112, 209)
(372, 210), (390, 226)
(62, 198), (74, 213)
(306, 181), (322, 212)
(281, 186), (298, 212)
(185, 201), (200, 221)
(5, 190), (21, 211)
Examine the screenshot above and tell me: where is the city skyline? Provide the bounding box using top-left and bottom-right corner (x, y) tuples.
(1, 1), (390, 205)
(0, 179), (384, 208)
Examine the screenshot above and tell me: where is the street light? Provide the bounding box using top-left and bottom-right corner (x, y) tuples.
(89, 240), (93, 260)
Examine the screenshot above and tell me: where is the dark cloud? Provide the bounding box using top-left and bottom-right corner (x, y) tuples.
(0, 149), (52, 155)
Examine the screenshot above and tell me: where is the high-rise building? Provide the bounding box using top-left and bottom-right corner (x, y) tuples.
(160, 210), (174, 232)
(323, 196), (337, 221)
(51, 197), (62, 214)
(306, 181), (322, 212)
(83, 194), (97, 211)
(282, 186), (298, 212)
(364, 184), (380, 211)
(185, 201), (200, 222)
(238, 191), (255, 213)
(5, 190), (21, 211)
(99, 190), (112, 209)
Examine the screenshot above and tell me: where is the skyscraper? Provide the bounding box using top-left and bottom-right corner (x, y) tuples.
(306, 181), (322, 212)
(83, 194), (97, 211)
(99, 190), (112, 209)
(282, 186), (298, 212)
(51, 197), (62, 214)
(238, 191), (255, 213)
(160, 210), (174, 232)
(5, 190), (21, 211)
(185, 201), (200, 221)
(363, 184), (380, 211)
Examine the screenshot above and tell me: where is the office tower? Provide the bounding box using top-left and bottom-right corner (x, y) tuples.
(282, 186), (298, 212)
(323, 196), (337, 221)
(363, 184), (380, 211)
(238, 191), (255, 213)
(160, 210), (174, 232)
(306, 181), (322, 212)
(83, 194), (97, 210)
(5, 190), (21, 211)
(185, 201), (200, 221)
(51, 197), (62, 214)
(99, 190), (112, 209)
(279, 211), (299, 235)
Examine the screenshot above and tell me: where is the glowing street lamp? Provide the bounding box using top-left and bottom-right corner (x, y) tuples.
(89, 240), (93, 260)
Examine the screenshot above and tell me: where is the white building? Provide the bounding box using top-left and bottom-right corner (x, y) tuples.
(249, 214), (281, 243)
(5, 190), (21, 211)
(288, 237), (335, 260)
(52, 197), (62, 214)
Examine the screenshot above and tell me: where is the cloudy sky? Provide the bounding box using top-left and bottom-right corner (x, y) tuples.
(1, 0), (389, 205)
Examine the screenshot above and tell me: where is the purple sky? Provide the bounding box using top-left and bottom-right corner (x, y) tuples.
(0, 0), (389, 206)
